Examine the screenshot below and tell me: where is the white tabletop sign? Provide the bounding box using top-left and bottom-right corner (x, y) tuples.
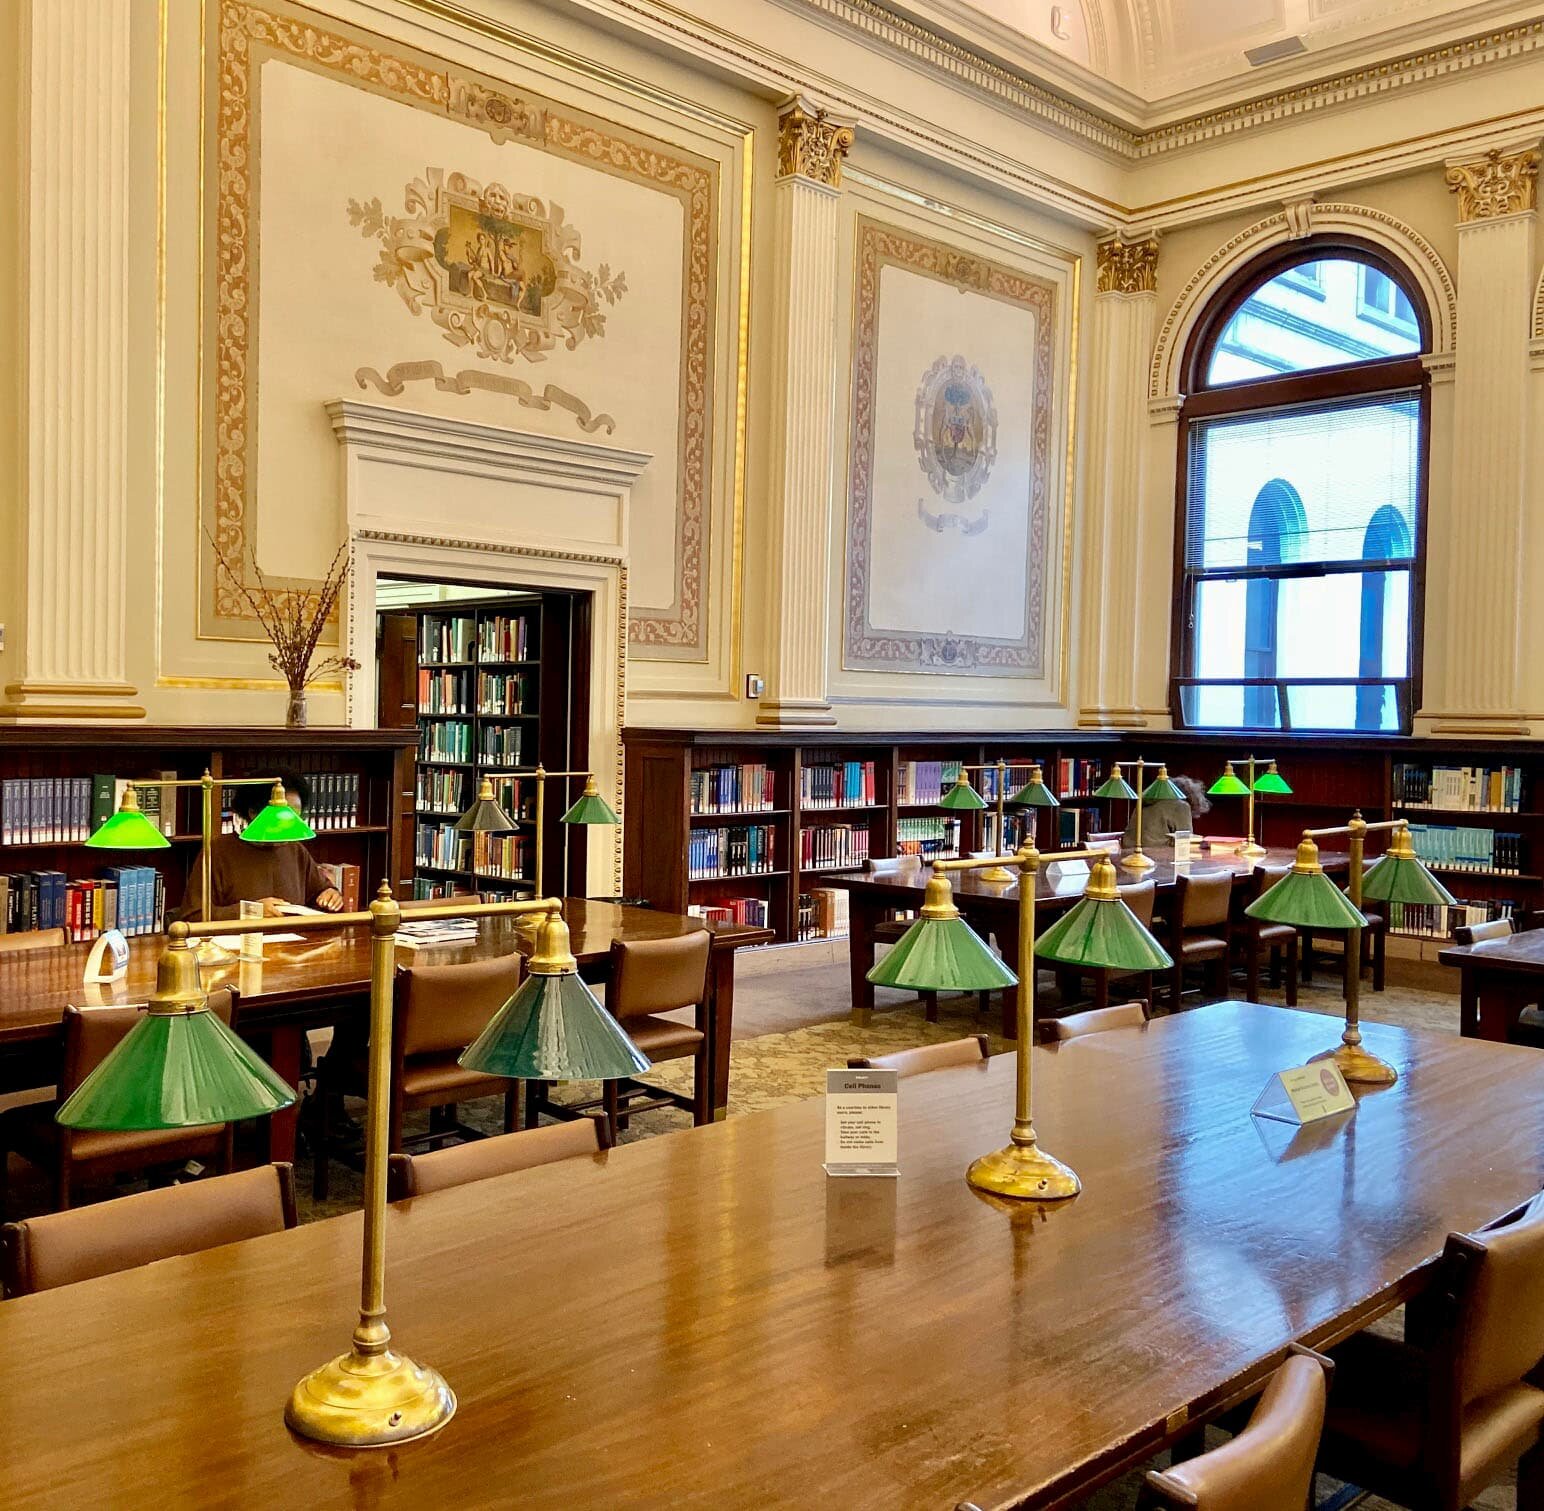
(1252, 1060), (1356, 1126)
(1172, 830), (1194, 864)
(83, 929), (130, 985)
(238, 899), (265, 961)
(824, 1069), (899, 1177)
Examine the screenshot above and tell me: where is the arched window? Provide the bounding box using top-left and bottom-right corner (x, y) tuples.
(1174, 240), (1429, 732)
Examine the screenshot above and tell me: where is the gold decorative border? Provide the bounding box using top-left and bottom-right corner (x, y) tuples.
(843, 216), (1057, 678)
(208, 0), (715, 656)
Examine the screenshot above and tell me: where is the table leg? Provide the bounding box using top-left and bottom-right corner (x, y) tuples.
(265, 1025), (304, 1163)
(708, 946), (737, 1122)
(849, 893), (878, 1027)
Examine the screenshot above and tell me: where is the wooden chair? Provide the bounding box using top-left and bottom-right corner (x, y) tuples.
(1, 1163), (296, 1298)
(528, 931), (712, 1141)
(1135, 1347), (1330, 1511)
(0, 994), (240, 1218)
(314, 954), (523, 1201)
(1239, 863), (1299, 1006)
(1054, 880), (1156, 1015)
(397, 892), (483, 911)
(0, 927), (68, 953)
(1316, 1190), (1544, 1511)
(848, 1034), (989, 1079)
(1038, 1002), (1149, 1043)
(1303, 902), (1387, 993)
(388, 1116), (608, 1200)
(1165, 872), (1234, 1012)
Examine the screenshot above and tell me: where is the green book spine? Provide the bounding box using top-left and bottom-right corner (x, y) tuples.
(90, 773), (116, 833)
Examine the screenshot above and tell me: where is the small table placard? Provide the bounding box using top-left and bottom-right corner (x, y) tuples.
(83, 929), (130, 985)
(239, 899), (265, 961)
(1252, 1060), (1356, 1127)
(824, 1069), (899, 1178)
(1044, 857), (1088, 881)
(1172, 831), (1194, 864)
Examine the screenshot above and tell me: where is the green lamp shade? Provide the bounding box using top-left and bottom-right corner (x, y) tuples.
(938, 775), (987, 811)
(562, 791), (620, 826)
(87, 806), (172, 850)
(1246, 870), (1366, 929)
(1208, 766), (1250, 797)
(866, 914), (1018, 992)
(1036, 896), (1173, 972)
(459, 971), (651, 1081)
(240, 798), (316, 844)
(56, 1010), (297, 1130)
(454, 795), (519, 833)
(1009, 777), (1060, 809)
(1142, 773), (1185, 803)
(1361, 852), (1457, 907)
(1252, 767), (1293, 795)
(1092, 772), (1138, 801)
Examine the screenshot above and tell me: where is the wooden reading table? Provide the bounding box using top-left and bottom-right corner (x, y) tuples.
(1, 1004), (1541, 1508)
(821, 846), (1346, 1035)
(1438, 927), (1544, 1040)
(0, 900), (771, 1153)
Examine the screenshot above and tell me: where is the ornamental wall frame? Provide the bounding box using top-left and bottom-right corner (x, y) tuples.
(202, 0), (722, 658)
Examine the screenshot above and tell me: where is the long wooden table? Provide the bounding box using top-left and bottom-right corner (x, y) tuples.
(1437, 927), (1544, 1040)
(0, 901), (771, 1150)
(822, 846), (1347, 1035)
(2, 1003), (1540, 1508)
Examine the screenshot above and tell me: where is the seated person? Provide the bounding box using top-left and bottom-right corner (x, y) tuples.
(1123, 774), (1211, 850)
(179, 771), (344, 920)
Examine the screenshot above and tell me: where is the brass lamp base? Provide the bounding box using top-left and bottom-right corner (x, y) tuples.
(194, 937), (235, 966)
(966, 1141), (1081, 1201)
(1237, 840), (1267, 858)
(286, 1346), (456, 1448)
(1313, 1041), (1398, 1087)
(977, 864), (1015, 884)
(1120, 850), (1155, 872)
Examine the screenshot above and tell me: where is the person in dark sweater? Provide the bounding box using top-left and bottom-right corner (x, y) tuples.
(179, 772), (343, 920)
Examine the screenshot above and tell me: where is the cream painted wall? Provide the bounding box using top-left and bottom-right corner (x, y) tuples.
(5, 0), (1544, 736)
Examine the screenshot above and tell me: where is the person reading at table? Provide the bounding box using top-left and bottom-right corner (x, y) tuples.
(1123, 774), (1210, 850)
(179, 772), (344, 920)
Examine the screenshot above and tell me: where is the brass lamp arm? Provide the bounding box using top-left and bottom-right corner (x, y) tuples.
(934, 842), (1111, 877)
(1304, 818), (1407, 841)
(178, 895), (562, 940)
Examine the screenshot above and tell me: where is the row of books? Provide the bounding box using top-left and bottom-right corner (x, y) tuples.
(416, 768), (467, 817)
(2, 774), (175, 846)
(796, 889), (850, 941)
(688, 897), (770, 930)
(418, 614), (475, 665)
(981, 812), (1032, 854)
(800, 761), (877, 809)
(472, 833), (529, 882)
(420, 722), (472, 765)
(477, 673), (530, 718)
(1057, 757), (1106, 798)
(477, 614), (532, 663)
(479, 726), (524, 767)
(895, 760), (963, 806)
(1, 867), (166, 939)
(897, 815), (961, 860)
(302, 772), (363, 831)
(689, 825), (776, 879)
(690, 763), (776, 815)
(799, 824), (871, 872)
(1405, 823), (1525, 876)
(418, 669), (470, 716)
(1394, 764), (1526, 813)
(978, 763), (1039, 800)
(316, 862), (363, 913)
(416, 822), (468, 871)
(1055, 806), (1104, 849)
(1386, 898), (1515, 940)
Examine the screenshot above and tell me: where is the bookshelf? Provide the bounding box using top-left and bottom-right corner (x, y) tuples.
(624, 728), (1544, 949)
(376, 589), (592, 901)
(0, 727), (414, 938)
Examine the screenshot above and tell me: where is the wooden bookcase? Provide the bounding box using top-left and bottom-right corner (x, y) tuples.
(0, 726), (415, 925)
(623, 727), (1544, 948)
(377, 589), (593, 901)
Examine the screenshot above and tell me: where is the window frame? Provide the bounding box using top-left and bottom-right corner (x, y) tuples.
(1168, 236), (1432, 735)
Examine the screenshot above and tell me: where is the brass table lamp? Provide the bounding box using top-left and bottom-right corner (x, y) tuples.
(454, 766), (619, 896)
(1207, 756), (1291, 858)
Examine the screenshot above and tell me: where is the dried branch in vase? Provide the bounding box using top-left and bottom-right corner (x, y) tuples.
(207, 532), (361, 702)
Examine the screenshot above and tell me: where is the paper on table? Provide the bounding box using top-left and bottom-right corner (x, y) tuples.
(209, 932), (306, 949)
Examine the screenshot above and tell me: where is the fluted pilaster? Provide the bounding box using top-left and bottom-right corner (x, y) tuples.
(1422, 147), (1538, 734)
(757, 97), (853, 727)
(1, 0), (142, 721)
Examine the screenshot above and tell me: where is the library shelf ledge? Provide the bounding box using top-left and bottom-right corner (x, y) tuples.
(1394, 807), (1543, 820)
(689, 870), (789, 882)
(799, 803), (887, 814)
(1425, 868), (1538, 882)
(689, 810), (790, 823)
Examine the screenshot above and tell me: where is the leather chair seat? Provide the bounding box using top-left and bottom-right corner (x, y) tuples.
(398, 1056), (510, 1106)
(626, 1016), (706, 1058)
(1250, 921), (1297, 948)
(1177, 936), (1230, 964)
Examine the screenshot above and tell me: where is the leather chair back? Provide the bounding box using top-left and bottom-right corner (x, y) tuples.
(0, 927), (68, 953)
(1, 1163), (296, 1297)
(1117, 880), (1156, 927)
(608, 931), (711, 1021)
(1138, 1349), (1329, 1511)
(1179, 872), (1233, 929)
(396, 955), (522, 1058)
(1454, 1191), (1544, 1408)
(1042, 1003), (1149, 1042)
(388, 1117), (608, 1200)
(61, 990), (235, 1097)
(1454, 917), (1515, 946)
(848, 1035), (989, 1079)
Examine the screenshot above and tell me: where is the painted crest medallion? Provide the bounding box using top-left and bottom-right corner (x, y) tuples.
(913, 355), (997, 534)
